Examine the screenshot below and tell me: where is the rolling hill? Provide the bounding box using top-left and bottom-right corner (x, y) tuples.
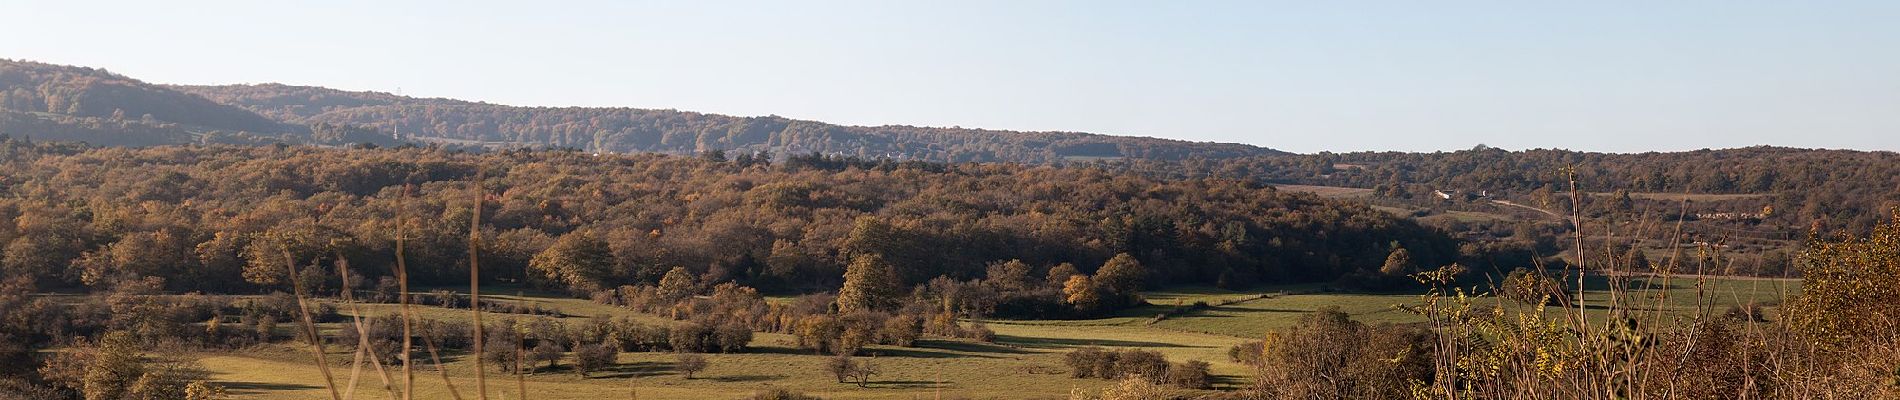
(0, 59), (307, 146)
(0, 59), (1285, 162)
(171, 82), (1283, 162)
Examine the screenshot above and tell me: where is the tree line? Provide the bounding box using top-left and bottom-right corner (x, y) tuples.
(1141, 145), (1900, 234)
(174, 82), (1280, 163)
(0, 139), (1457, 299)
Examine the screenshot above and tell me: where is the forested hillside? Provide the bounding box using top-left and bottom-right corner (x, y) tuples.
(0, 59), (306, 146)
(173, 83), (1282, 162)
(0, 140), (1451, 297)
(0, 59), (1282, 162)
(8, 59), (1894, 237)
(1148, 146), (1900, 234)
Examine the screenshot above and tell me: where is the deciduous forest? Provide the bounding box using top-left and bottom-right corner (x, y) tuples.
(0, 58), (1895, 400)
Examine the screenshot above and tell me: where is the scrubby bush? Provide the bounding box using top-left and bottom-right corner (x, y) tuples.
(1254, 307), (1430, 399)
(748, 388), (823, 400)
(609, 317), (669, 352)
(1065, 347), (1174, 382)
(334, 314), (407, 365)
(960, 321), (996, 342)
(574, 342), (618, 377)
(1166, 360), (1212, 389)
(417, 318), (473, 350)
(878, 314), (922, 347)
(675, 353), (709, 379)
(826, 355), (856, 383)
(481, 322), (526, 374)
(1227, 341), (1264, 366)
(1113, 350), (1170, 383)
(1498, 268), (1567, 306)
(794, 315), (845, 355)
(714, 322), (754, 353)
(669, 322), (715, 353)
(528, 341), (565, 371)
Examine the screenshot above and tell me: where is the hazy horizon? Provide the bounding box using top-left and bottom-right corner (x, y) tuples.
(4, 0), (1897, 153)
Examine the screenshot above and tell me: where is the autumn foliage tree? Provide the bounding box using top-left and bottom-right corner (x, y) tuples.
(1063, 275), (1103, 313)
(1378, 247), (1413, 276)
(836, 254), (901, 314)
(1093, 253), (1146, 304)
(529, 231), (614, 293)
(1785, 215), (1900, 347)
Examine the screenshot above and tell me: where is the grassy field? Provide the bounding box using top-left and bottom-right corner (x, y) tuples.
(1588, 191), (1773, 202)
(1270, 184), (1375, 199)
(1418, 210), (1520, 224)
(195, 276), (1798, 399)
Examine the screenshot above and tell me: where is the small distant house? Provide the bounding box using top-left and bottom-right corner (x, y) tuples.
(1433, 189), (1492, 201)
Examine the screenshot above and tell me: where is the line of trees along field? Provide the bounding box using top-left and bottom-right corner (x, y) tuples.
(0, 139), (1459, 399)
(1143, 145), (1900, 234)
(0, 139), (1454, 298)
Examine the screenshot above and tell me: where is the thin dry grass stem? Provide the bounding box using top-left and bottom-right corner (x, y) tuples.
(1649, 195), (1691, 337)
(282, 247), (343, 400)
(515, 337), (527, 400)
(469, 167), (489, 400)
(344, 344), (367, 400)
(421, 332), (465, 400)
(337, 257), (400, 400)
(1397, 174), (1875, 400)
(397, 184), (415, 400)
(1568, 168), (1588, 332)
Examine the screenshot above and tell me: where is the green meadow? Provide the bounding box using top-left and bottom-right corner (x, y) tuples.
(194, 274), (1797, 399)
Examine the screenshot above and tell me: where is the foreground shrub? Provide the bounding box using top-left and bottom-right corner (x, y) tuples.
(574, 342), (618, 377)
(1497, 268), (1567, 306)
(1064, 347), (1184, 384)
(714, 322), (754, 353)
(1166, 360), (1212, 389)
(1069, 376), (1171, 400)
(1254, 307), (1430, 399)
(1226, 341), (1263, 366)
(748, 388), (823, 400)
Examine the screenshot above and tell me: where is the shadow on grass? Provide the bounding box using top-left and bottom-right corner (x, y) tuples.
(993, 334), (1203, 349)
(859, 347), (1007, 359)
(1575, 276), (1685, 291)
(746, 343), (1012, 359)
(745, 346), (828, 356)
(218, 381), (321, 394)
(588, 360), (676, 379)
(1205, 306), (1308, 314)
(709, 374), (787, 383)
(1210, 373), (1252, 387)
(864, 380), (950, 389)
(911, 339), (1033, 355)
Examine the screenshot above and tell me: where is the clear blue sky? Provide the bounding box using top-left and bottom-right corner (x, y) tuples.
(4, 0), (1897, 153)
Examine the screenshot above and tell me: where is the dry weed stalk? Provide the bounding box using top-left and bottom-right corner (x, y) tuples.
(469, 168), (490, 400)
(397, 184), (416, 400)
(281, 247), (343, 400)
(420, 330), (466, 400)
(1399, 174), (1863, 400)
(336, 258), (399, 400)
